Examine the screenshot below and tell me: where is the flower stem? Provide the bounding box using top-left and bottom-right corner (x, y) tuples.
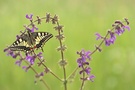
(33, 52), (63, 82)
(56, 21), (67, 90)
(80, 69), (85, 90)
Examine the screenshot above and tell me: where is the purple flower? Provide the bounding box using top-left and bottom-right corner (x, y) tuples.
(40, 72), (44, 76)
(105, 39), (111, 46)
(15, 60), (22, 66)
(24, 26), (32, 32)
(77, 49), (91, 67)
(85, 67), (91, 75)
(109, 32), (116, 44)
(122, 25), (130, 31)
(24, 25), (38, 33)
(22, 66), (28, 72)
(110, 32), (116, 40)
(77, 57), (89, 67)
(31, 25), (38, 32)
(7, 50), (14, 56)
(115, 27), (125, 35)
(115, 25), (130, 35)
(77, 49), (95, 82)
(4, 49), (19, 58)
(26, 54), (36, 65)
(87, 75), (95, 82)
(37, 52), (43, 59)
(26, 14), (33, 20)
(80, 67), (91, 75)
(95, 33), (102, 40)
(81, 49), (91, 60)
(105, 32), (116, 46)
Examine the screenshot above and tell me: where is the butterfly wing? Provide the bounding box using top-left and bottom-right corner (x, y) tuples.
(32, 32), (53, 49)
(9, 34), (31, 51)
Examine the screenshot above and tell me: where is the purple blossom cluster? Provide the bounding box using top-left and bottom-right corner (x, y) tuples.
(25, 14), (38, 32)
(76, 18), (130, 86)
(77, 49), (95, 82)
(95, 20), (130, 46)
(4, 47), (43, 69)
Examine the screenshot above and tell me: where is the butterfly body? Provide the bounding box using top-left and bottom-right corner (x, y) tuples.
(9, 31), (53, 52)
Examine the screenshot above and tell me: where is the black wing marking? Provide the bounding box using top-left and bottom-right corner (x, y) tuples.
(9, 46), (31, 51)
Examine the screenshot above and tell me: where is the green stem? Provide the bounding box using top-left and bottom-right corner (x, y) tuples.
(33, 52), (63, 82)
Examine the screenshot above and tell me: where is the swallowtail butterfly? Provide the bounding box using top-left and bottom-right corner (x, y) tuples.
(9, 31), (53, 52)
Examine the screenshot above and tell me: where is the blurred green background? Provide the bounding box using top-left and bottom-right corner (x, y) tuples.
(0, 0), (135, 90)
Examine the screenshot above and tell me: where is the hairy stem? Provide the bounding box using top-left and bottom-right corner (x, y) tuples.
(56, 21), (67, 90)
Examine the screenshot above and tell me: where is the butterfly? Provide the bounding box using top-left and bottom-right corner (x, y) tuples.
(9, 31), (53, 53)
